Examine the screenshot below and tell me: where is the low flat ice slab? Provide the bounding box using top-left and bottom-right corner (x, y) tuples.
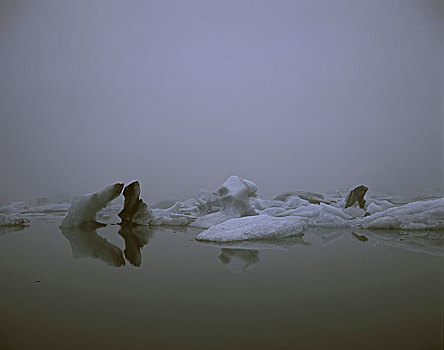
(356, 198), (444, 230)
(196, 215), (306, 242)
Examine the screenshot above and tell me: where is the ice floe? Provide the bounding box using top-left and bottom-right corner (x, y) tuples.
(196, 215), (306, 242)
(356, 198), (444, 230)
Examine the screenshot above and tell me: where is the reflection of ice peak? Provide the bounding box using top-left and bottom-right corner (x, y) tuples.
(118, 225), (154, 266)
(218, 249), (260, 273)
(60, 226), (125, 267)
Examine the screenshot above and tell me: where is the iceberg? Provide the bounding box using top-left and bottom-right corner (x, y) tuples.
(196, 215), (306, 242)
(60, 183), (124, 228)
(191, 176), (258, 228)
(118, 181), (193, 226)
(356, 198), (444, 230)
(118, 181), (153, 225)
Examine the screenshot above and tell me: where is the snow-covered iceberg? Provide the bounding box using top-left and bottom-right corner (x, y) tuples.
(60, 183), (124, 228)
(191, 176), (258, 228)
(196, 215), (306, 242)
(356, 198), (444, 230)
(195, 190), (443, 242)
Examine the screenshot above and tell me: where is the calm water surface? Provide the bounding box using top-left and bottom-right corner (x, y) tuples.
(0, 218), (443, 349)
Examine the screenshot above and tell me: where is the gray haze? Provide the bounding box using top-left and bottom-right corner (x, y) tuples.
(1, 0), (443, 205)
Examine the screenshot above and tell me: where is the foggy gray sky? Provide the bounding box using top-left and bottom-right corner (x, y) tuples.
(1, 0), (443, 204)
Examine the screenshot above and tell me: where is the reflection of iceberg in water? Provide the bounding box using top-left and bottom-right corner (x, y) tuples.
(60, 227), (125, 267)
(118, 225), (154, 266)
(218, 249), (259, 273)
(362, 230), (444, 257)
(199, 236), (308, 273)
(0, 226), (27, 235)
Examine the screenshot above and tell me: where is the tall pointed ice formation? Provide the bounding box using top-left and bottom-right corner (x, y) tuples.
(118, 181), (153, 225)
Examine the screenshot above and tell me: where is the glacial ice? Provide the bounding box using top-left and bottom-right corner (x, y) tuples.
(196, 215), (306, 242)
(191, 176), (258, 228)
(356, 198), (444, 230)
(0, 201), (71, 218)
(60, 183), (124, 228)
(3, 176), (442, 245)
(118, 181), (153, 225)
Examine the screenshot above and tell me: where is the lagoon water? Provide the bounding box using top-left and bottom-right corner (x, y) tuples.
(0, 218), (443, 349)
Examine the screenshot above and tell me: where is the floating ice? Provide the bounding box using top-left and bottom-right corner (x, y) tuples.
(191, 176), (258, 228)
(356, 198), (444, 230)
(118, 181), (153, 225)
(60, 183), (124, 228)
(0, 201), (71, 218)
(0, 213), (29, 227)
(196, 215), (306, 242)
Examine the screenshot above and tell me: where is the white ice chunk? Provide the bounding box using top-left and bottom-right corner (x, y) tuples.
(365, 200), (395, 215)
(191, 176), (258, 228)
(357, 198), (444, 230)
(343, 207), (366, 218)
(196, 215), (306, 242)
(61, 183), (124, 228)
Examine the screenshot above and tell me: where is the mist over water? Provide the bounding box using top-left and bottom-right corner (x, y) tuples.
(0, 0), (443, 205)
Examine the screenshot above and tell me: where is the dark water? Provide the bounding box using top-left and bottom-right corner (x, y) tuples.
(0, 219), (443, 349)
